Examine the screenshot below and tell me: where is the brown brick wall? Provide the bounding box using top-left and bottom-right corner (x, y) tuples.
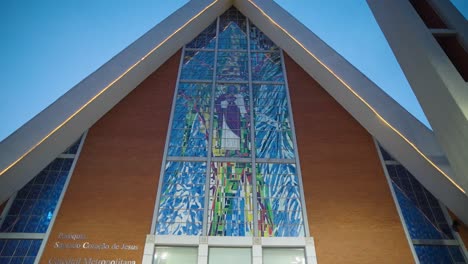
(39, 51), (181, 263)
(284, 53), (414, 263)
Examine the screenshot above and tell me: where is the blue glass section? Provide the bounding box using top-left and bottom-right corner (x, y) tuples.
(415, 245), (466, 264)
(393, 183), (445, 239)
(169, 83), (211, 157)
(249, 24), (278, 51)
(257, 163), (304, 237)
(218, 7), (247, 50)
(186, 20), (217, 49)
(156, 162), (206, 235)
(387, 164), (453, 239)
(0, 240), (41, 262)
(180, 51), (214, 81)
(216, 52), (248, 81)
(251, 52), (284, 82)
(1, 158), (73, 233)
(62, 137), (81, 154)
(212, 84), (251, 157)
(254, 84), (294, 159)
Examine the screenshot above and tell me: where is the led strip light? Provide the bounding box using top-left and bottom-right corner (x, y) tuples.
(0, 0), (220, 177)
(245, 0), (465, 194)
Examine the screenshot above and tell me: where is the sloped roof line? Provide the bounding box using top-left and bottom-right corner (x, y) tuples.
(0, 0), (466, 223)
(244, 0), (465, 194)
(0, 0), (220, 179)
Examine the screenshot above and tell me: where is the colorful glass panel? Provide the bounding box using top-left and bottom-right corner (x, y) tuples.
(254, 84), (294, 159)
(249, 24), (278, 51)
(158, 7), (306, 238)
(169, 83), (212, 157)
(156, 162), (206, 235)
(256, 163), (304, 237)
(186, 21), (217, 49)
(212, 84), (250, 157)
(218, 7), (247, 50)
(251, 52), (284, 82)
(209, 162), (253, 236)
(180, 51), (214, 81)
(216, 52), (248, 81)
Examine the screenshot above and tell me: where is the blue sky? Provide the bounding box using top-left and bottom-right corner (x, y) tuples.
(0, 0), (467, 142)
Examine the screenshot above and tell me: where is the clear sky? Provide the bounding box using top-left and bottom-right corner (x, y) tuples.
(0, 0), (467, 142)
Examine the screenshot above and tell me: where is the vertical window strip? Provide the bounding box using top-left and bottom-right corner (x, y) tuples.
(0, 135), (86, 264)
(376, 142), (468, 263)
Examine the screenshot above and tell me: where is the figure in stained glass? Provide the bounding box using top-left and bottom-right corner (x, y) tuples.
(213, 85), (250, 157)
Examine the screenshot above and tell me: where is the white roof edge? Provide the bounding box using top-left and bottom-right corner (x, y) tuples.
(235, 0), (468, 223)
(0, 0), (232, 204)
(0, 0), (466, 224)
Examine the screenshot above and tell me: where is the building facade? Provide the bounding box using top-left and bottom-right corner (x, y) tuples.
(0, 1), (467, 263)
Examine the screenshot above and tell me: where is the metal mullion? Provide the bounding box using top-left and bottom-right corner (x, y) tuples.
(184, 48), (215, 52)
(165, 156), (207, 162)
(211, 157), (251, 163)
(279, 49), (311, 237)
(179, 79), (213, 84)
(250, 49), (280, 53)
(203, 16), (220, 236)
(150, 46), (188, 235)
(255, 158), (296, 164)
(0, 233), (45, 240)
(218, 48), (248, 53)
(246, 18), (259, 237)
(216, 80), (249, 84)
(251, 81), (285, 85)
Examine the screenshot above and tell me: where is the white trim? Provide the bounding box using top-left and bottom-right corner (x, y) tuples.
(373, 138), (420, 264)
(150, 45), (187, 235)
(280, 49), (310, 237)
(0, 233), (45, 239)
(439, 201), (468, 261)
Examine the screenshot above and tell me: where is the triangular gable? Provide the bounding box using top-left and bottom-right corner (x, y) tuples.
(0, 0), (466, 224)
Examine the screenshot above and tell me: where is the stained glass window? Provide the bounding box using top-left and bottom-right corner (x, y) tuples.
(379, 145), (467, 263)
(156, 7), (306, 238)
(0, 137), (83, 263)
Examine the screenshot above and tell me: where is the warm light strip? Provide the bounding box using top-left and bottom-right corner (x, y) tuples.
(0, 0), (219, 177)
(245, 0), (466, 193)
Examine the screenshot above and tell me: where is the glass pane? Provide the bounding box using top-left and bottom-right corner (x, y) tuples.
(218, 7), (247, 50)
(217, 52), (248, 81)
(156, 162), (206, 235)
(154, 247), (198, 264)
(212, 84), (250, 157)
(169, 83), (211, 157)
(257, 163), (304, 237)
(0, 239), (42, 261)
(251, 52), (284, 81)
(414, 245), (466, 264)
(387, 163), (453, 239)
(209, 162), (253, 236)
(186, 21), (217, 49)
(209, 248), (251, 264)
(263, 248), (306, 264)
(0, 158), (73, 233)
(249, 24), (278, 51)
(254, 84), (294, 159)
(180, 51), (214, 81)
